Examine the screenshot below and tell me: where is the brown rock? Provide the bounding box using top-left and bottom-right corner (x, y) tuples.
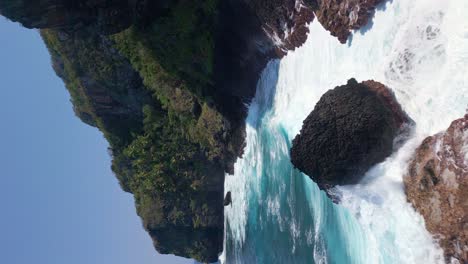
(404, 115), (468, 263)
(315, 0), (384, 43)
(362, 80), (412, 132)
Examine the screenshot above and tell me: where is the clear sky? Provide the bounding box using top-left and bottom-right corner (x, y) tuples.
(0, 17), (192, 264)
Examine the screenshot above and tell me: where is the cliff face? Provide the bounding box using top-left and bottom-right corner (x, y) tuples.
(0, 0), (385, 262)
(0, 0), (309, 262)
(41, 29), (151, 139)
(404, 115), (468, 263)
(41, 29), (229, 262)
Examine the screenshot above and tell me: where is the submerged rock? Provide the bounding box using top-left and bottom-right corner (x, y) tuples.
(224, 191), (232, 206)
(404, 115), (468, 263)
(291, 78), (412, 192)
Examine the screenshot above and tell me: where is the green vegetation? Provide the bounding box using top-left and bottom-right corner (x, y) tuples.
(39, 0), (230, 261)
(40, 29), (145, 149)
(131, 0), (218, 93)
(111, 2), (228, 161)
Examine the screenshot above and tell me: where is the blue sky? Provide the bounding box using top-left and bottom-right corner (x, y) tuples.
(0, 17), (191, 264)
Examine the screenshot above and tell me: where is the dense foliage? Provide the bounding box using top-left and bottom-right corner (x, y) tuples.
(39, 0), (228, 261)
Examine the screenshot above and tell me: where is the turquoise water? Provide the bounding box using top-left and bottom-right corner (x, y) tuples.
(223, 0), (468, 263)
(223, 62), (368, 264)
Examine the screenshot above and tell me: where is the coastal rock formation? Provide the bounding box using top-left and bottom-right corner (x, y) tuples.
(246, 0), (316, 55)
(404, 115), (468, 263)
(0, 0), (322, 262)
(1, 0), (390, 261)
(315, 0), (384, 43)
(291, 79), (412, 192)
(250, 0), (385, 49)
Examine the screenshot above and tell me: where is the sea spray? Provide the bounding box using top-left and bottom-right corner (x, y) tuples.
(224, 0), (468, 263)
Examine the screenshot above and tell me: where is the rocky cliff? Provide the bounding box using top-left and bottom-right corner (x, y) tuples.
(291, 79), (412, 195)
(315, 0), (385, 43)
(404, 115), (468, 263)
(0, 0), (307, 262)
(0, 0), (385, 261)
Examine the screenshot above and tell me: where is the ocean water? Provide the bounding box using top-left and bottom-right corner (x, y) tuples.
(222, 0), (468, 263)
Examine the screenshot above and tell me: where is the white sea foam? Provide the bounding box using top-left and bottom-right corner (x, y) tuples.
(224, 0), (468, 263)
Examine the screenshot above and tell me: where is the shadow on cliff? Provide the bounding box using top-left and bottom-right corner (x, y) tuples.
(214, 0), (278, 124)
(244, 60), (280, 128)
(224, 60), (280, 262)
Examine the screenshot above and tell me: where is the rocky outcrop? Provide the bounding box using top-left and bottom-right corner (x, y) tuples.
(1, 0), (390, 261)
(243, 0), (385, 50)
(291, 79), (412, 193)
(404, 115), (468, 263)
(245, 0), (385, 50)
(315, 0), (384, 43)
(244, 0), (316, 55)
(0, 0), (321, 262)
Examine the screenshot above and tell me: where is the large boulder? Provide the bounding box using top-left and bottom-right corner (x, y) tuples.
(291, 78), (412, 191)
(404, 115), (468, 263)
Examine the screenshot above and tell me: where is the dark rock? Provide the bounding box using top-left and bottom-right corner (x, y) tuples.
(1, 0), (393, 261)
(404, 115), (468, 263)
(291, 79), (412, 192)
(223, 191), (232, 206)
(0, 1), (319, 262)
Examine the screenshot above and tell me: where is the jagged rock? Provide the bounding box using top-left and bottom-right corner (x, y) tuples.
(245, 0), (316, 56)
(404, 115), (468, 263)
(1, 0), (319, 262)
(1, 0), (392, 261)
(315, 0), (384, 43)
(291, 79), (412, 192)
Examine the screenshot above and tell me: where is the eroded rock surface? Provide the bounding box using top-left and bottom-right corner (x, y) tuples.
(291, 78), (412, 193)
(246, 0), (316, 55)
(1, 0), (391, 261)
(404, 115), (468, 263)
(315, 0), (384, 43)
(251, 0), (385, 49)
